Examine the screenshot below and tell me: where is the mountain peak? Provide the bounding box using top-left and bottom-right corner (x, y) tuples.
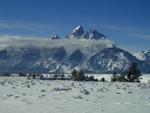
(81, 46), (143, 73)
(66, 25), (107, 40)
(70, 25), (84, 38)
(88, 29), (107, 40)
(74, 25), (84, 31)
(50, 34), (60, 40)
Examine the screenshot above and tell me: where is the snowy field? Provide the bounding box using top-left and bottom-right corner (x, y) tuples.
(0, 75), (150, 113)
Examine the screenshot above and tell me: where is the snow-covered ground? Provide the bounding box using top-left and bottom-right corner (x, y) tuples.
(0, 75), (150, 113)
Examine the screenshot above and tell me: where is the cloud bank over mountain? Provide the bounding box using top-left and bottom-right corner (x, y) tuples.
(0, 35), (113, 48)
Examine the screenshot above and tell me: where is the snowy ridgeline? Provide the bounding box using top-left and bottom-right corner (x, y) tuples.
(0, 76), (150, 113)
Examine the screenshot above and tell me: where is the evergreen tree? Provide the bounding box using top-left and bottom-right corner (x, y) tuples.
(100, 77), (105, 82)
(60, 74), (64, 80)
(78, 70), (85, 81)
(111, 72), (117, 82)
(127, 62), (142, 82)
(71, 69), (86, 81)
(54, 74), (58, 80)
(71, 69), (77, 80)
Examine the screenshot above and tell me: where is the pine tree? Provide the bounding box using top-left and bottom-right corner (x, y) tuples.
(71, 69), (77, 80)
(127, 62), (142, 82)
(71, 69), (86, 81)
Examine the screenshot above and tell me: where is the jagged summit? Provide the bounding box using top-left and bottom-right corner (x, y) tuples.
(50, 34), (60, 40)
(73, 25), (84, 34)
(88, 29), (106, 40)
(67, 25), (84, 39)
(49, 25), (107, 40)
(66, 25), (107, 40)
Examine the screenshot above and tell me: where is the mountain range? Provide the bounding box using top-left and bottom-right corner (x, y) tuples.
(0, 25), (150, 73)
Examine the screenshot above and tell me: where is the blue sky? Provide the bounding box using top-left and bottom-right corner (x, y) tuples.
(0, 0), (150, 52)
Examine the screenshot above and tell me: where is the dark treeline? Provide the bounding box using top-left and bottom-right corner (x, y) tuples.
(0, 62), (142, 82)
(71, 69), (99, 81)
(111, 62), (142, 82)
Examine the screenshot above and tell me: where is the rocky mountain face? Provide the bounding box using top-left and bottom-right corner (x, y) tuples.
(81, 47), (150, 73)
(0, 47), (66, 73)
(0, 26), (149, 73)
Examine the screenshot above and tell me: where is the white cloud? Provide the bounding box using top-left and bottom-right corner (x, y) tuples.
(0, 35), (113, 49)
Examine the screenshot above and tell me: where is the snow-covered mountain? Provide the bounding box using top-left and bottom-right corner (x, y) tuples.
(50, 34), (60, 40)
(66, 25), (107, 40)
(0, 25), (149, 73)
(0, 39), (113, 73)
(85, 29), (106, 40)
(134, 51), (150, 64)
(81, 47), (150, 73)
(66, 25), (85, 39)
(0, 47), (66, 73)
